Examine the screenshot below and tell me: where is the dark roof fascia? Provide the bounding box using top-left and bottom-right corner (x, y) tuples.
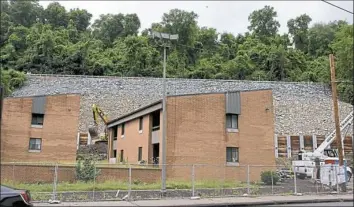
(107, 100), (162, 125)
(5, 93), (81, 100)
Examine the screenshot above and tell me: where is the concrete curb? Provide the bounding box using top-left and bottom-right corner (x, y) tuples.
(34, 195), (354, 206)
(182, 198), (354, 206)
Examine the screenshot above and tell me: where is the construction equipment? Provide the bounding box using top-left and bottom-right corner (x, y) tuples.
(292, 111), (353, 185)
(88, 104), (109, 141)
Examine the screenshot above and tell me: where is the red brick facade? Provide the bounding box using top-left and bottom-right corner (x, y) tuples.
(1, 94), (80, 162)
(108, 90), (275, 182)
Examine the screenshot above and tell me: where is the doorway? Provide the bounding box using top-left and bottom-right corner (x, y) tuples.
(153, 143), (159, 164)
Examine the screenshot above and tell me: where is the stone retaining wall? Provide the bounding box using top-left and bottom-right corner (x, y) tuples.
(11, 75), (353, 136)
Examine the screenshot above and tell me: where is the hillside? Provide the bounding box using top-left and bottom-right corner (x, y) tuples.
(0, 1), (353, 104)
(11, 74), (353, 136)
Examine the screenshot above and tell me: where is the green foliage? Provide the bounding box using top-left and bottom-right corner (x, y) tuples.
(0, 1), (352, 103)
(260, 170), (280, 185)
(0, 69), (26, 96)
(75, 155), (101, 183)
(3, 179), (255, 193)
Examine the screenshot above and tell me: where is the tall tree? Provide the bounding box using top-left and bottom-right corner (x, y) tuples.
(331, 24), (353, 104)
(92, 13), (141, 46)
(160, 9), (199, 47)
(44, 2), (68, 28)
(287, 14), (312, 53)
(0, 12), (12, 46)
(8, 0), (44, 27)
(123, 13), (141, 36)
(247, 5), (280, 42)
(307, 20), (347, 58)
(92, 14), (125, 46)
(68, 8), (92, 32)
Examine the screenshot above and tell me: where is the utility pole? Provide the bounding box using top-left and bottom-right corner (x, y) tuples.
(150, 31), (179, 195)
(329, 54), (346, 192)
(0, 66), (3, 143)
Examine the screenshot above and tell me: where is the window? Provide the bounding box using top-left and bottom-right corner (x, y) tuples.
(121, 123), (125, 136)
(226, 114), (238, 129)
(113, 126), (118, 140)
(120, 150), (124, 162)
(113, 150), (117, 158)
(226, 147), (239, 163)
(29, 138), (42, 151)
(152, 111), (160, 131)
(31, 114), (44, 126)
(138, 147), (142, 161)
(139, 117), (143, 131)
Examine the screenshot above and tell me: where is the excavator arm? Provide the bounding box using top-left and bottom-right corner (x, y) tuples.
(92, 104), (108, 125)
(88, 104), (109, 140)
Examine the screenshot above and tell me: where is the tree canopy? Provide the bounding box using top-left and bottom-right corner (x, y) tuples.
(0, 1), (353, 103)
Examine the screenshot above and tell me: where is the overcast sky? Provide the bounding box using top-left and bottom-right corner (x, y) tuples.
(39, 1), (353, 35)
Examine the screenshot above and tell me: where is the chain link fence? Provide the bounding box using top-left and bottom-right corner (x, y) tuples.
(1, 162), (352, 202)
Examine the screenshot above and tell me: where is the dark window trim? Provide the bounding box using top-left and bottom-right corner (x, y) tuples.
(121, 123), (125, 136)
(226, 147), (239, 163)
(139, 117), (143, 131)
(113, 126), (118, 140)
(226, 114), (238, 129)
(29, 138), (42, 151)
(120, 150), (124, 162)
(152, 111), (160, 129)
(138, 147), (142, 161)
(31, 113), (44, 126)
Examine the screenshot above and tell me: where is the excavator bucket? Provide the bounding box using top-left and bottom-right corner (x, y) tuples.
(88, 126), (99, 138)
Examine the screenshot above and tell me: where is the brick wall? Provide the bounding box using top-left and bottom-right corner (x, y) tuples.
(0, 164), (161, 184)
(1, 94), (80, 162)
(113, 113), (152, 163)
(166, 90), (275, 182)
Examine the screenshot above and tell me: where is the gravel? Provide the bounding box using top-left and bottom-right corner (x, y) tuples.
(10, 74), (353, 136)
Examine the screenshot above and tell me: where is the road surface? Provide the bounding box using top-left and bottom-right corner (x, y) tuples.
(268, 202), (353, 206)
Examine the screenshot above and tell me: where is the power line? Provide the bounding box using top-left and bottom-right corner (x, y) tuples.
(321, 0), (354, 15)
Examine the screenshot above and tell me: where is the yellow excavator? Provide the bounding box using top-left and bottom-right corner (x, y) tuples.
(88, 104), (109, 141)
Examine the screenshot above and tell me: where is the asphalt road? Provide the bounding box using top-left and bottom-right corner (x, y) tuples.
(267, 202), (353, 206)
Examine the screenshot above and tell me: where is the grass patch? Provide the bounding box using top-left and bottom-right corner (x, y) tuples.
(3, 180), (257, 193)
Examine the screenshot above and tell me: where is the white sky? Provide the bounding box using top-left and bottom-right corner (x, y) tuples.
(39, 1), (354, 35)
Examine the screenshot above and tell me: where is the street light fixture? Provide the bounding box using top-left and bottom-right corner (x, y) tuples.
(150, 30), (179, 194)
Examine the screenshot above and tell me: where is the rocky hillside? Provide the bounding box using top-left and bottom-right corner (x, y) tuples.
(11, 74), (353, 136)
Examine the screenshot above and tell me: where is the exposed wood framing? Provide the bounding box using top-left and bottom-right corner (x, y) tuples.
(299, 135), (304, 151)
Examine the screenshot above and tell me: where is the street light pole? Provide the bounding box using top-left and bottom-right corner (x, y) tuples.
(161, 42), (168, 194)
(150, 31), (178, 194)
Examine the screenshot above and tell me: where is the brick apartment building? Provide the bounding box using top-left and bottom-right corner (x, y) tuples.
(106, 89), (275, 180)
(4, 75), (353, 164)
(0, 94), (80, 162)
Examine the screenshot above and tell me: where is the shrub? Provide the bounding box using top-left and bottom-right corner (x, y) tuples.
(75, 155), (101, 182)
(260, 170), (280, 185)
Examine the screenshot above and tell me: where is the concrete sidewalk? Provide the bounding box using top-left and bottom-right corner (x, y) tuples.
(34, 194), (354, 206)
